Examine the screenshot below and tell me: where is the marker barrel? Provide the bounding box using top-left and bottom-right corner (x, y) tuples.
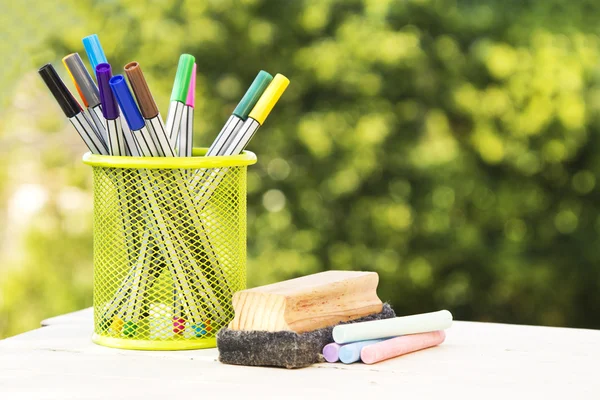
(178, 106), (193, 157)
(120, 114), (140, 156)
(146, 114), (175, 157)
(165, 101), (185, 149)
(360, 331), (446, 365)
(106, 118), (126, 156)
(89, 105), (107, 144)
(133, 126), (159, 157)
(222, 118), (260, 156)
(206, 115), (244, 156)
(333, 310), (453, 344)
(70, 113), (109, 155)
(82, 108), (107, 146)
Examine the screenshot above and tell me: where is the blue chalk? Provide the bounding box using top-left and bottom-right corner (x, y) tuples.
(339, 339), (385, 364)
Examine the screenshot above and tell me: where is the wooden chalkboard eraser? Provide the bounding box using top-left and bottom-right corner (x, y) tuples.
(228, 271), (383, 333)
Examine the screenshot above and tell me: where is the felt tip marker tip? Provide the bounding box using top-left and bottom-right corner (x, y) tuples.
(38, 63), (81, 118)
(185, 63), (196, 108)
(232, 70), (273, 119)
(248, 73), (290, 125)
(96, 63), (119, 120)
(110, 75), (145, 131)
(170, 54), (195, 103)
(82, 34), (108, 71)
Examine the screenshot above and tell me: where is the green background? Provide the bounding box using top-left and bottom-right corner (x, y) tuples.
(1, 0), (600, 338)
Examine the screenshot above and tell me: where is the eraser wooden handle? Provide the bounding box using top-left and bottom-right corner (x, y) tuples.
(333, 310), (452, 343)
(229, 271), (383, 333)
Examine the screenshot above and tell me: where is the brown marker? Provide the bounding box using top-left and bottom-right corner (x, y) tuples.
(124, 62), (174, 157)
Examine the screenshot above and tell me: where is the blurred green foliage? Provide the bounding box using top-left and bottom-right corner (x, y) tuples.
(2, 0), (600, 338)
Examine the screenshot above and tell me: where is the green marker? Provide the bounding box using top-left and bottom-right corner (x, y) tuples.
(165, 54), (195, 151)
(206, 70), (273, 156)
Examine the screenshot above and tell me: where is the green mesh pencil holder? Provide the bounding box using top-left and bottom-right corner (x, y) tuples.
(83, 148), (256, 350)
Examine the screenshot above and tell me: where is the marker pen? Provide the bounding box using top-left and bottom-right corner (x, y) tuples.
(206, 70), (273, 156)
(110, 75), (159, 157)
(222, 73), (290, 156)
(125, 61), (175, 157)
(38, 64), (108, 155)
(82, 34), (108, 72)
(62, 53), (107, 145)
(165, 54), (195, 150)
(96, 63), (126, 156)
(178, 63), (196, 157)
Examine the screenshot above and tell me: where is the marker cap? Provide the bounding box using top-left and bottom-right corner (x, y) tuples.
(83, 34), (108, 71)
(38, 63), (81, 118)
(233, 70), (273, 119)
(63, 53), (101, 108)
(248, 73), (289, 125)
(185, 63), (196, 108)
(124, 61), (159, 119)
(96, 63), (119, 120)
(170, 54), (195, 103)
(110, 75), (145, 131)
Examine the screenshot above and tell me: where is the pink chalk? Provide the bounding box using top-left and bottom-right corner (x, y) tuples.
(322, 343), (341, 363)
(360, 330), (446, 365)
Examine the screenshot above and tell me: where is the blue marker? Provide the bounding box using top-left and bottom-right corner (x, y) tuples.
(110, 75), (158, 157)
(83, 34), (108, 72)
(339, 339), (386, 364)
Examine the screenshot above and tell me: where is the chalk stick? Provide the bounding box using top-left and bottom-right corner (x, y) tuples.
(339, 339), (385, 364)
(322, 343), (341, 363)
(333, 310), (452, 344)
(360, 330), (446, 365)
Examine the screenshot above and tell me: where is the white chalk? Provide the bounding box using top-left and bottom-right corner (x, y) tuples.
(332, 310), (452, 344)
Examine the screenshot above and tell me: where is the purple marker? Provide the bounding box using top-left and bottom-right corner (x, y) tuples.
(97, 63), (125, 156)
(323, 343), (342, 363)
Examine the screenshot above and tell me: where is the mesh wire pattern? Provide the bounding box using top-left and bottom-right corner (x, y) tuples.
(91, 163), (248, 350)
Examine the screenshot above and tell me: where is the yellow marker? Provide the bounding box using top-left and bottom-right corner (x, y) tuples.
(248, 74), (290, 125)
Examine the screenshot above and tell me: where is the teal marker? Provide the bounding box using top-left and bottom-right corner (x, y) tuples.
(206, 70), (273, 156)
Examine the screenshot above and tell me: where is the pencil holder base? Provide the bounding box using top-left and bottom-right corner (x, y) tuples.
(92, 333), (217, 351)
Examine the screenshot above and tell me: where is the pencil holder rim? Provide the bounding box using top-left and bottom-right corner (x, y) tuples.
(82, 147), (257, 169)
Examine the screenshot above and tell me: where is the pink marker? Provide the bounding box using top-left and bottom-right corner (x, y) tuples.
(322, 343), (341, 363)
(360, 330), (446, 365)
(178, 63), (196, 157)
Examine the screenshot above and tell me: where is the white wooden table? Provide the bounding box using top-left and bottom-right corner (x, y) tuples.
(1, 308), (598, 399)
